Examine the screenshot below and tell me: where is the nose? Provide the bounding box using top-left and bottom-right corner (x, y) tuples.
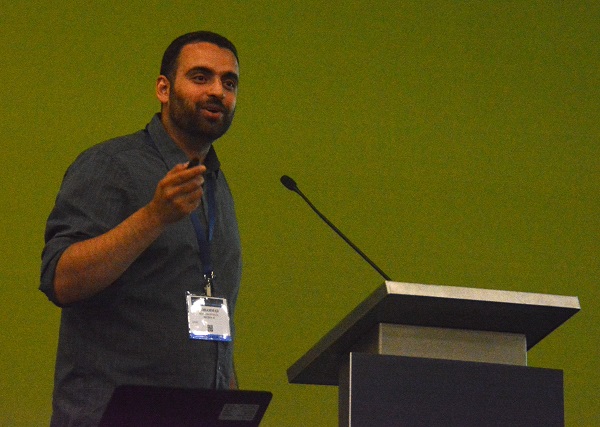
(208, 79), (226, 99)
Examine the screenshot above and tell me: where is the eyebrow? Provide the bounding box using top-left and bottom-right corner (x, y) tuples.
(186, 66), (239, 83)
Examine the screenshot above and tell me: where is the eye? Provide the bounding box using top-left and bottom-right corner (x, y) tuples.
(191, 74), (208, 83)
(223, 79), (237, 91)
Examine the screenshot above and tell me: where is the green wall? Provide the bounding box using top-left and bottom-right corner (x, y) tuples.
(1, 2), (598, 425)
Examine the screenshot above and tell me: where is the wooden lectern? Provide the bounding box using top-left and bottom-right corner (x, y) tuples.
(287, 281), (580, 427)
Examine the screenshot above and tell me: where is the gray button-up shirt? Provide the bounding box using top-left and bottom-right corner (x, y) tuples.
(40, 114), (242, 426)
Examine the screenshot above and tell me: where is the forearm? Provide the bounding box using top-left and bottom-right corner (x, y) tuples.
(52, 161), (204, 305)
(53, 205), (165, 305)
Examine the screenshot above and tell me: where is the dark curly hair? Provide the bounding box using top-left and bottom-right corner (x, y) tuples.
(160, 31), (238, 81)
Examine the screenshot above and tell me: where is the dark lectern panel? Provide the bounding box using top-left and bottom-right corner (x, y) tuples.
(342, 353), (564, 427)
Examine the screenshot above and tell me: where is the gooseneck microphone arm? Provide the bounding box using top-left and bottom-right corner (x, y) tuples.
(280, 175), (392, 281)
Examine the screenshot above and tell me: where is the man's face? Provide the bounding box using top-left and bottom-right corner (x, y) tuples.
(166, 42), (239, 142)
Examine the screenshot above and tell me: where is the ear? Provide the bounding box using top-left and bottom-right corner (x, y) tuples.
(156, 76), (170, 104)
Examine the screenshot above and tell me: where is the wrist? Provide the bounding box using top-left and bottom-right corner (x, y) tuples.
(138, 203), (169, 233)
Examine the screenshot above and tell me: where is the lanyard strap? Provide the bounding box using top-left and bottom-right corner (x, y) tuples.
(190, 174), (217, 295)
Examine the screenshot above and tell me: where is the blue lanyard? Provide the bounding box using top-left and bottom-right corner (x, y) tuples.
(190, 174), (217, 295)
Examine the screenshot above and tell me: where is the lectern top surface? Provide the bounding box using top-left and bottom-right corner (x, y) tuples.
(386, 281), (580, 309)
(287, 281), (580, 385)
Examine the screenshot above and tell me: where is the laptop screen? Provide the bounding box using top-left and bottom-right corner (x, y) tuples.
(99, 385), (272, 426)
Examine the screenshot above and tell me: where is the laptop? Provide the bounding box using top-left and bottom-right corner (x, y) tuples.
(99, 385), (272, 426)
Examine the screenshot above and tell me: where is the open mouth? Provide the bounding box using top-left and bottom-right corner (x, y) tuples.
(203, 103), (226, 114)
(201, 106), (225, 121)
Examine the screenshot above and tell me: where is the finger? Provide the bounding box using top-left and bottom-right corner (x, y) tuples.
(159, 184), (204, 217)
(162, 166), (206, 189)
(175, 189), (203, 213)
(178, 177), (205, 196)
(161, 178), (204, 203)
(177, 163), (207, 180)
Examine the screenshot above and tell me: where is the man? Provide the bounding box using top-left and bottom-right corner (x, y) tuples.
(40, 31), (242, 426)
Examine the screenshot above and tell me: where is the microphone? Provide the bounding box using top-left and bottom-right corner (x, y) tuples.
(280, 175), (391, 281)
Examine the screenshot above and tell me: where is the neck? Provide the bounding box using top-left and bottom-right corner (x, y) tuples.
(160, 113), (213, 161)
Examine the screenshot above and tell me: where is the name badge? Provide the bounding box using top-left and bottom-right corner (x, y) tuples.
(186, 292), (232, 342)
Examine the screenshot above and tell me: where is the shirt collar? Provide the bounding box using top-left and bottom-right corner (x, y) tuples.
(147, 113), (221, 175)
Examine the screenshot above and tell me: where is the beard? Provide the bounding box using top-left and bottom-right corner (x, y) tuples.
(168, 87), (235, 143)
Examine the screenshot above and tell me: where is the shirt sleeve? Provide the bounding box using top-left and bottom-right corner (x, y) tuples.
(40, 147), (136, 306)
